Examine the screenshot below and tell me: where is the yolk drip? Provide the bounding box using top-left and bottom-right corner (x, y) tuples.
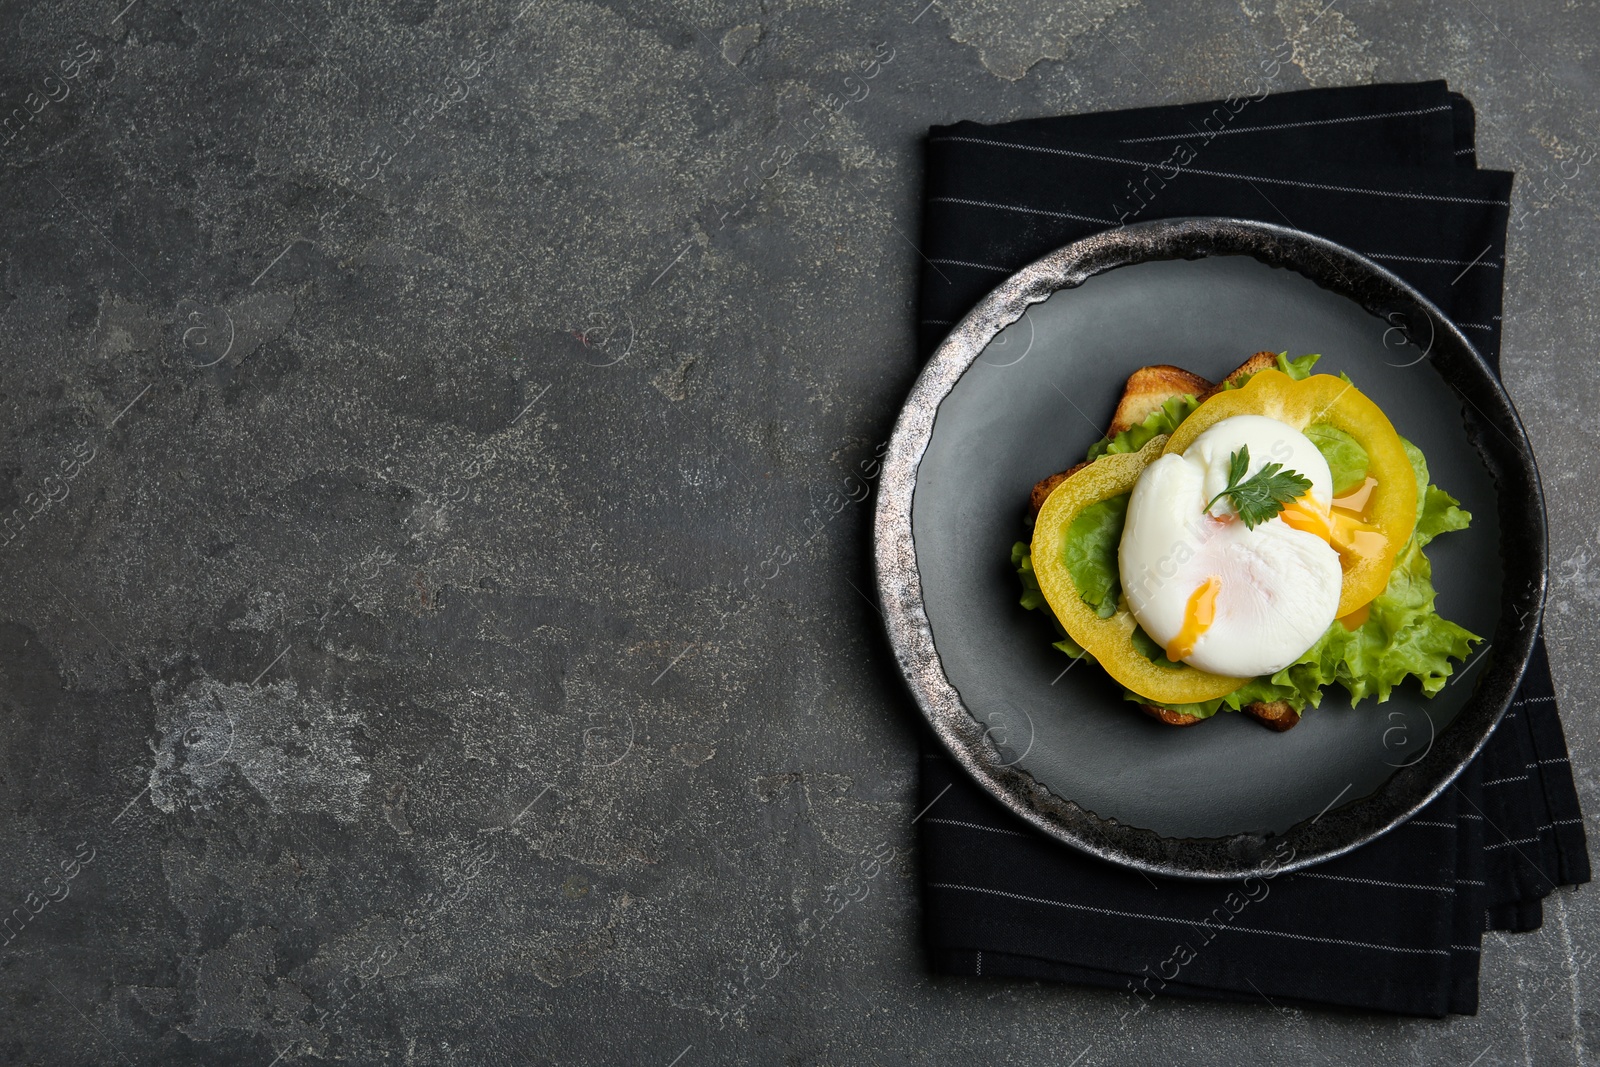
(1279, 499), (1334, 540)
(1278, 488), (1387, 571)
(1165, 575), (1221, 662)
(1332, 475), (1378, 513)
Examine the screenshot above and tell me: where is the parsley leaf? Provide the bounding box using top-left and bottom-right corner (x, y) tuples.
(1204, 445), (1312, 529)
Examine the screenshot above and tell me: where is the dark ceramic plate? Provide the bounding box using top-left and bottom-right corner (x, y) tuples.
(875, 218), (1546, 879)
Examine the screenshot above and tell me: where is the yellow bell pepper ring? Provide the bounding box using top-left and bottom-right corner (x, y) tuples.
(1160, 369), (1418, 617)
(1031, 437), (1250, 704)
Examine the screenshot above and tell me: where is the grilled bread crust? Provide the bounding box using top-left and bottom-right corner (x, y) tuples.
(1195, 350), (1280, 403)
(1107, 364), (1213, 436)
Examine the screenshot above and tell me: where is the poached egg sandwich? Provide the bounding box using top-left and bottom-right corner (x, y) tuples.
(1013, 352), (1479, 731)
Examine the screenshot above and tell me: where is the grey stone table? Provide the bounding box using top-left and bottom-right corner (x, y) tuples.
(0, 0), (1594, 1063)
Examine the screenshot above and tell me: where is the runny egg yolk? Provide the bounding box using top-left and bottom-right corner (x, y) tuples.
(1278, 477), (1388, 571)
(1165, 575), (1221, 662)
(1332, 475), (1378, 513)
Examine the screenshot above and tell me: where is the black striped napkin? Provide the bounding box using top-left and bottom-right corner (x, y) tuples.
(914, 81), (1588, 1017)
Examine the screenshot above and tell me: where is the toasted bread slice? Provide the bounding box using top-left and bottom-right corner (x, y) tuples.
(1195, 350), (1280, 403)
(1027, 361), (1214, 519)
(1244, 700), (1301, 731)
(1140, 704), (1203, 727)
(1107, 364), (1213, 436)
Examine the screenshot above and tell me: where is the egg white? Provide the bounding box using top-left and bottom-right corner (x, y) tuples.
(1118, 415), (1343, 678)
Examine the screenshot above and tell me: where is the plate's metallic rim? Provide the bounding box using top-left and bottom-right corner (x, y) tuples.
(873, 216), (1548, 880)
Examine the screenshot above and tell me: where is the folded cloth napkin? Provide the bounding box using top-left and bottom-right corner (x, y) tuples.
(914, 80), (1589, 1018)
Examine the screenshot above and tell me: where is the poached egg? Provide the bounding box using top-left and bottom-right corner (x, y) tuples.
(1118, 414), (1342, 678)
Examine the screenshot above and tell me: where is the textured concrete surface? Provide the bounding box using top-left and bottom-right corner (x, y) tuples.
(0, 0), (1594, 1063)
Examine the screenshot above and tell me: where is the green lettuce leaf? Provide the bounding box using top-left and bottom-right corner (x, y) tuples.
(1086, 394), (1200, 461)
(1305, 423), (1369, 495)
(1060, 493), (1128, 617)
(1011, 540), (1045, 611)
(1405, 439), (1471, 547)
(1259, 351), (1320, 381)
